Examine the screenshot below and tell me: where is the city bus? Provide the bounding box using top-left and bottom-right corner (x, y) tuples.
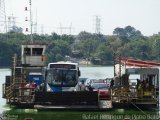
(45, 61), (81, 92)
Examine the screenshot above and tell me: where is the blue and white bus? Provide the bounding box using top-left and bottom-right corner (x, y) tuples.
(45, 61), (81, 92)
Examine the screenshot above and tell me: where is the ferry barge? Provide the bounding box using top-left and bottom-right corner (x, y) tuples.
(2, 45), (160, 110)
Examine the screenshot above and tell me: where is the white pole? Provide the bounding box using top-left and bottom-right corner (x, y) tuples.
(30, 0), (33, 43)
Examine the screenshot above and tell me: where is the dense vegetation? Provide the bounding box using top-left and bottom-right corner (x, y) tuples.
(0, 25), (160, 66)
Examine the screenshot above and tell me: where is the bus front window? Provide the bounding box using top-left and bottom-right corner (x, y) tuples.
(46, 69), (77, 86)
(63, 70), (76, 85)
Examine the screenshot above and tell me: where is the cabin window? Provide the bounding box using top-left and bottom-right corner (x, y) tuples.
(24, 48), (31, 55)
(32, 48), (43, 56)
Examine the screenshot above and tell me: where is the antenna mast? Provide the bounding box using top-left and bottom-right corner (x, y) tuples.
(25, 0), (33, 43)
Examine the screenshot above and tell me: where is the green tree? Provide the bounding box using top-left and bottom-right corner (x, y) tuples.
(113, 26), (143, 42)
(56, 54), (64, 61)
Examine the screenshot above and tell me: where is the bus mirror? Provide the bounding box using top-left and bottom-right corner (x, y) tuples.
(78, 71), (81, 76)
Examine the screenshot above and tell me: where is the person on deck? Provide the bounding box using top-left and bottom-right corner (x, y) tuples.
(110, 78), (114, 88)
(25, 82), (31, 88)
(136, 79), (141, 89)
(31, 80), (36, 89)
(79, 80), (86, 91)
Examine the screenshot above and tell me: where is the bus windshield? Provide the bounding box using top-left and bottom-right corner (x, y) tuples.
(46, 69), (77, 87)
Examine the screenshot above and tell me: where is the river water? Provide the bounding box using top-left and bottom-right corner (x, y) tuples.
(0, 67), (158, 120)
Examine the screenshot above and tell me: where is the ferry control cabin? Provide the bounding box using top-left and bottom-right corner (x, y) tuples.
(112, 67), (159, 106)
(21, 44), (46, 67)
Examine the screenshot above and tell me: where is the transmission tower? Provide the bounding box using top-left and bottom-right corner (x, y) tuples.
(94, 15), (101, 34)
(58, 23), (73, 35)
(41, 24), (44, 34)
(33, 9), (37, 34)
(8, 14), (16, 32)
(0, 0), (7, 33)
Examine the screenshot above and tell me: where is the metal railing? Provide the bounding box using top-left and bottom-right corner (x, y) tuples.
(111, 85), (157, 104)
(18, 87), (35, 103)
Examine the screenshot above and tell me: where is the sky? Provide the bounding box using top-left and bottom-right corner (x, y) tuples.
(4, 0), (160, 35)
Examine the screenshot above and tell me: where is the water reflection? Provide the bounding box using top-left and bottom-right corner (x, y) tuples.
(1, 108), (158, 120)
(2, 109), (84, 120)
(79, 66), (114, 79)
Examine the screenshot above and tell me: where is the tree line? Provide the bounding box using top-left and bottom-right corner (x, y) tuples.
(0, 25), (160, 67)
